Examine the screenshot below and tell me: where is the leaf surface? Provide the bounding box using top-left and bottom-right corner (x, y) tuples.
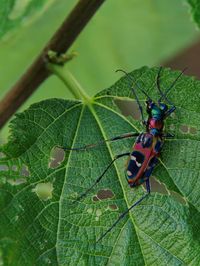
(0, 67), (200, 265)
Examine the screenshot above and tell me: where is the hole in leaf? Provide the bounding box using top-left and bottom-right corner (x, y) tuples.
(170, 191), (187, 205)
(20, 165), (30, 177)
(96, 209), (102, 217)
(0, 165), (9, 171)
(108, 204), (118, 211)
(147, 176), (168, 195)
(87, 208), (93, 214)
(49, 147), (65, 169)
(95, 209), (102, 221)
(32, 182), (53, 201)
(180, 125), (189, 134)
(96, 189), (114, 200)
(11, 165), (18, 171)
(189, 127), (197, 135)
(114, 99), (141, 120)
(7, 178), (27, 186)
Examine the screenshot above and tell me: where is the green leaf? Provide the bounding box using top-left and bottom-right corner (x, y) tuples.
(187, 0), (200, 28)
(0, 0), (54, 39)
(1, 66), (200, 265)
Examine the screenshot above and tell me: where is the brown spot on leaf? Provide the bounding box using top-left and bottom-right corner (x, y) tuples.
(96, 189), (114, 200)
(189, 127), (197, 135)
(49, 147), (65, 169)
(109, 204), (118, 211)
(11, 165), (18, 171)
(148, 176), (168, 195)
(180, 125), (189, 133)
(7, 178), (27, 186)
(21, 165), (30, 177)
(0, 165), (9, 171)
(114, 99), (141, 120)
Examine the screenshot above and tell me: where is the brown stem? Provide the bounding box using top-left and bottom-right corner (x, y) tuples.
(0, 0), (105, 129)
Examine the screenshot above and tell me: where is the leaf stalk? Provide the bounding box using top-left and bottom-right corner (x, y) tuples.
(48, 63), (90, 102)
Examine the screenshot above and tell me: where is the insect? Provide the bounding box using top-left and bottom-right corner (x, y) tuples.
(64, 67), (185, 242)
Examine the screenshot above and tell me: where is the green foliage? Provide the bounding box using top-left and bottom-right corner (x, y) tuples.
(0, 0), (54, 39)
(0, 0), (198, 141)
(187, 0), (200, 28)
(0, 67), (200, 265)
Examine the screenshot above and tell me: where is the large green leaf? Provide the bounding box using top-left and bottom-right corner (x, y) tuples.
(0, 67), (200, 265)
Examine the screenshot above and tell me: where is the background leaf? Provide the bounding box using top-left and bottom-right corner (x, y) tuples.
(187, 0), (200, 28)
(0, 0), (199, 141)
(0, 66), (200, 265)
(0, 0), (55, 39)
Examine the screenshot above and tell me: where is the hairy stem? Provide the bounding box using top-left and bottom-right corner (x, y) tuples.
(0, 0), (105, 129)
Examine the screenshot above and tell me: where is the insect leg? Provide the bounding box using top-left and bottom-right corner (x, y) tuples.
(74, 152), (130, 203)
(96, 179), (151, 243)
(63, 132), (139, 151)
(162, 132), (174, 138)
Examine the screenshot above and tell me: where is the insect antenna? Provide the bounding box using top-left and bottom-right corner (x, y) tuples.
(116, 69), (152, 100)
(156, 67), (173, 106)
(158, 67), (187, 104)
(116, 69), (151, 124)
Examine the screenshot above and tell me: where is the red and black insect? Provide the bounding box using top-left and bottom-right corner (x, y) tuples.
(64, 67), (185, 242)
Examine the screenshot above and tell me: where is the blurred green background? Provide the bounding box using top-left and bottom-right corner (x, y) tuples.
(0, 0), (199, 141)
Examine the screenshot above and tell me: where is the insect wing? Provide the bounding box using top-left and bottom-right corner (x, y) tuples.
(126, 134), (154, 186)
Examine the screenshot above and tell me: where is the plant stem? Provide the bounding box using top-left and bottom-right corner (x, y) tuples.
(0, 0), (105, 129)
(48, 63), (90, 102)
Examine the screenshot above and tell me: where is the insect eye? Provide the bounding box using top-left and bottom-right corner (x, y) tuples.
(159, 103), (168, 111)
